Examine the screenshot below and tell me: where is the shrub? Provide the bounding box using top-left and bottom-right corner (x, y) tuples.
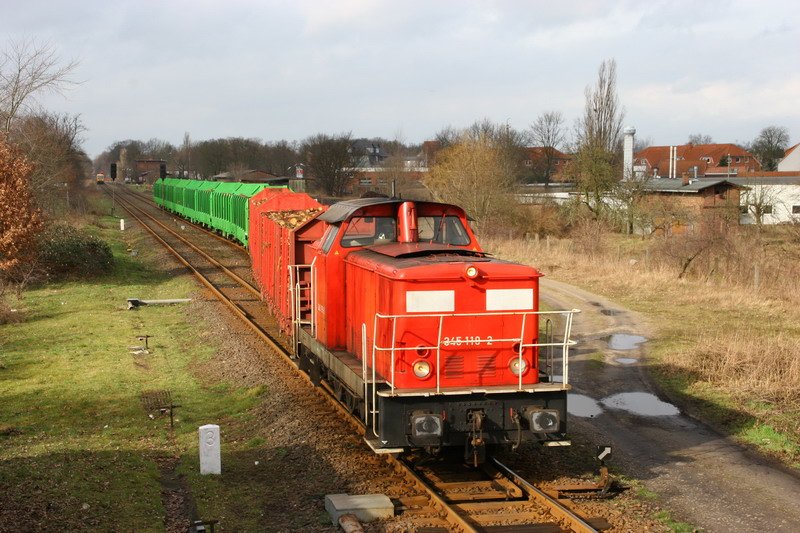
(37, 223), (114, 279)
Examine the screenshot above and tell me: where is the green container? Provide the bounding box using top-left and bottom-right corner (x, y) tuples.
(154, 178), (282, 247)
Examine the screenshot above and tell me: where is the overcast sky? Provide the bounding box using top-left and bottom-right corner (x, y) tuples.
(3, 0), (799, 158)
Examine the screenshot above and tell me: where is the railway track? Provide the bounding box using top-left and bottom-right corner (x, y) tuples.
(107, 184), (608, 532)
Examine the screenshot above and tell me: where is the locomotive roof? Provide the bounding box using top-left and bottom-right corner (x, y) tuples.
(318, 198), (406, 223)
(318, 198), (470, 223)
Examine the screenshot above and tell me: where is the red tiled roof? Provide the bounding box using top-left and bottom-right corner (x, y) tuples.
(635, 143), (760, 170)
(646, 159), (708, 176)
(524, 146), (570, 160)
(731, 170), (800, 177)
(784, 143), (800, 157)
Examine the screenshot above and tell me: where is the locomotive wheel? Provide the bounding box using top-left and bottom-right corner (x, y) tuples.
(333, 380), (344, 401)
(345, 391), (357, 414)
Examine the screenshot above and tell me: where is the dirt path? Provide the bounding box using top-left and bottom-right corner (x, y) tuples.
(541, 278), (800, 533)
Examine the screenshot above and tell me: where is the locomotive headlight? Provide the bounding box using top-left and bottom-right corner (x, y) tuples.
(465, 265), (479, 279)
(528, 409), (560, 433)
(508, 357), (528, 376)
(413, 360), (432, 379)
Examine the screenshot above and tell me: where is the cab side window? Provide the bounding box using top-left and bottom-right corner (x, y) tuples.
(321, 225), (340, 253)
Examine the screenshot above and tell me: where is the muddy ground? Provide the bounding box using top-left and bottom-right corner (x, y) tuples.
(541, 278), (800, 533)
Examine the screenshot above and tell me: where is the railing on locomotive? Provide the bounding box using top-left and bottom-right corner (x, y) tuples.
(370, 309), (580, 395)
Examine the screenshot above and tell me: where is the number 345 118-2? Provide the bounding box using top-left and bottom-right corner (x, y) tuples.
(442, 336), (492, 347)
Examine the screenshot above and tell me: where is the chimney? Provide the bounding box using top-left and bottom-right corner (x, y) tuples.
(622, 126), (636, 181)
(668, 146), (674, 180)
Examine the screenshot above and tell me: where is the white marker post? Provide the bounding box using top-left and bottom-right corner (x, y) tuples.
(199, 424), (221, 475)
(120, 219), (125, 231)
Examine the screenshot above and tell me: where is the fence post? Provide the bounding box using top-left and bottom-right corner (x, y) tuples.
(753, 263), (760, 291)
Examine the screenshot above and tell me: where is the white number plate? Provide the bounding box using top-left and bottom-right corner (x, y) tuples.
(442, 335), (493, 347)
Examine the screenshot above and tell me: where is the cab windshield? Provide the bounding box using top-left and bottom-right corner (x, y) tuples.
(341, 216), (397, 248)
(418, 215), (470, 245)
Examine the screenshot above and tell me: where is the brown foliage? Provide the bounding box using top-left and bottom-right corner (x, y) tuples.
(424, 135), (517, 228)
(0, 138), (43, 275)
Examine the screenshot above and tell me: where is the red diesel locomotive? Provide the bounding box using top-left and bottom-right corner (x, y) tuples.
(249, 191), (578, 462)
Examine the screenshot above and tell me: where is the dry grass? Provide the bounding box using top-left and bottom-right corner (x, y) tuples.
(685, 331), (800, 404)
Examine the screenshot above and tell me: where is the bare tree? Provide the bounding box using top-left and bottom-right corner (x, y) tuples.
(424, 134), (517, 228)
(529, 110), (565, 185)
(576, 59), (625, 153)
(634, 135), (653, 153)
(11, 111), (86, 214)
(173, 132), (193, 178)
(434, 125), (459, 148)
(741, 183), (788, 227)
(610, 171), (652, 234)
(377, 133), (416, 197)
(751, 125), (790, 171)
(301, 133), (359, 197)
(0, 38), (78, 134)
(264, 140), (298, 176)
(687, 133), (713, 145)
(569, 59), (626, 217)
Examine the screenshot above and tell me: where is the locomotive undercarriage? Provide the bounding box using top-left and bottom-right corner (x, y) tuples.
(296, 329), (569, 462)
(376, 390), (569, 452)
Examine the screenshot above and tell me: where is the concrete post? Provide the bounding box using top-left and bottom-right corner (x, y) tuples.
(199, 424), (221, 475)
(120, 219), (126, 231)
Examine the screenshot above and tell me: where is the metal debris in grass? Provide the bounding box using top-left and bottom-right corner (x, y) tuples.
(140, 390), (181, 428)
(127, 298), (192, 310)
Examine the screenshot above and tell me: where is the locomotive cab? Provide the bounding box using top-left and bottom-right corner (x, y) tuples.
(302, 198), (577, 458)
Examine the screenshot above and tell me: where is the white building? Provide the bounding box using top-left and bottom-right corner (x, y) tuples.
(778, 144), (800, 172)
(729, 177), (800, 224)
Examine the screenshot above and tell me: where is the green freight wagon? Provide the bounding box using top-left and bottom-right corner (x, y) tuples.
(153, 178), (282, 247)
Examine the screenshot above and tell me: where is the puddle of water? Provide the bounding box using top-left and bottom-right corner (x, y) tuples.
(615, 357), (637, 365)
(608, 333), (647, 350)
(601, 392), (679, 416)
(567, 393), (604, 418)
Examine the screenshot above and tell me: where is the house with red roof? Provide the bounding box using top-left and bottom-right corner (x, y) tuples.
(634, 143), (761, 179)
(521, 147), (571, 183)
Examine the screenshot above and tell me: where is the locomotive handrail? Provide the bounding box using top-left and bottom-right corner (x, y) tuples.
(289, 263), (315, 350)
(369, 309), (580, 397)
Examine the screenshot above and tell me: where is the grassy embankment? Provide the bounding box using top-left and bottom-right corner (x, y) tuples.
(487, 229), (800, 468)
(0, 193), (282, 531)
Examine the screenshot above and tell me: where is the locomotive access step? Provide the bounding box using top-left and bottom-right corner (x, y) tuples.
(363, 436), (403, 454)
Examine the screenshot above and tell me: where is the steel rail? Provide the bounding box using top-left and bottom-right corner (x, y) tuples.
(107, 189), (280, 352)
(491, 458), (599, 533)
(112, 185), (598, 533)
(111, 188), (260, 299)
(122, 185), (248, 252)
(395, 457), (479, 533)
(109, 188), (374, 438)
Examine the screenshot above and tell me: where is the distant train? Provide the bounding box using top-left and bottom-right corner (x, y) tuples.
(154, 178), (578, 463)
(96, 173), (107, 184)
